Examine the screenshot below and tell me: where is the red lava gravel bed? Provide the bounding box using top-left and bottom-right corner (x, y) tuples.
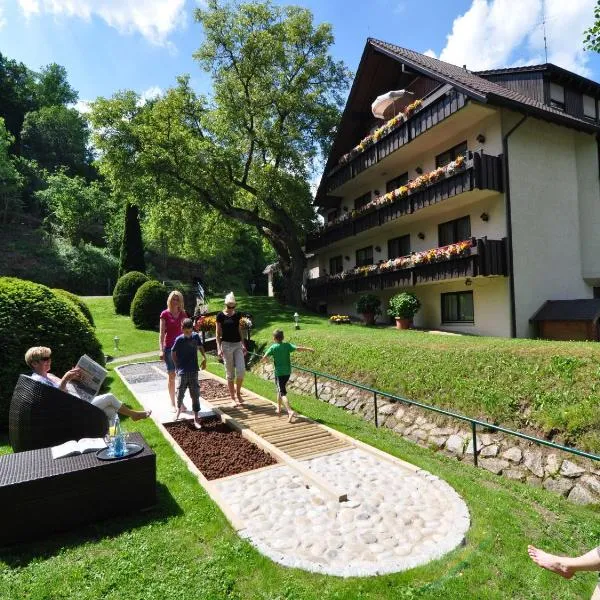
(201, 379), (231, 400)
(165, 418), (276, 480)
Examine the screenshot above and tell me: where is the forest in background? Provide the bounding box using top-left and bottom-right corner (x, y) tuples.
(0, 51), (272, 295)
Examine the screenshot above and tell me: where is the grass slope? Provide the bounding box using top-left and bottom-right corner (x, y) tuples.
(209, 296), (600, 452)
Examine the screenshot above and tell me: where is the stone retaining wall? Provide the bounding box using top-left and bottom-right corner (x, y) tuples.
(253, 363), (600, 505)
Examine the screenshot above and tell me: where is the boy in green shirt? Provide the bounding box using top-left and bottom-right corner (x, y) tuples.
(261, 329), (314, 423)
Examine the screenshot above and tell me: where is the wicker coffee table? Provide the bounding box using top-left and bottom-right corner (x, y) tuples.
(0, 432), (156, 546)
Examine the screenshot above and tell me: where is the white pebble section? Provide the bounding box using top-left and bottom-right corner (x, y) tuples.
(213, 447), (469, 577)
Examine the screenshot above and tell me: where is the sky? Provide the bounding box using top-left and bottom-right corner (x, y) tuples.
(0, 0), (599, 110)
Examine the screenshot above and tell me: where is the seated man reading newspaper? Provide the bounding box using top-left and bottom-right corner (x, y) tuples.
(25, 346), (151, 423)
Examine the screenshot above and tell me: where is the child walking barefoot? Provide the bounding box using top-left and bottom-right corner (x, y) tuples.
(261, 329), (313, 423)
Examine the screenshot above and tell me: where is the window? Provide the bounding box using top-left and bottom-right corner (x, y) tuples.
(594, 287), (600, 299)
(583, 94), (596, 120)
(354, 192), (372, 210)
(386, 172), (408, 193)
(329, 255), (343, 274)
(441, 291), (474, 323)
(550, 82), (565, 110)
(435, 141), (468, 168)
(356, 246), (373, 267)
(326, 210), (338, 223)
(388, 235), (411, 259)
(438, 216), (471, 247)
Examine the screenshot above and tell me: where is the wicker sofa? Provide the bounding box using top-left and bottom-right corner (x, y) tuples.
(9, 375), (108, 453)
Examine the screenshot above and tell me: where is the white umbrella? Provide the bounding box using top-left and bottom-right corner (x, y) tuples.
(371, 89), (414, 120)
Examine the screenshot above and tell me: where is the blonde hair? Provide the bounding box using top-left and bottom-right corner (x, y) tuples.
(224, 291), (236, 306)
(167, 290), (185, 313)
(25, 346), (51, 368)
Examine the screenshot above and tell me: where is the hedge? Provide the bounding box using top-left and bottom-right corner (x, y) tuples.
(112, 271), (149, 315)
(0, 277), (104, 430)
(52, 288), (95, 327)
(131, 280), (168, 331)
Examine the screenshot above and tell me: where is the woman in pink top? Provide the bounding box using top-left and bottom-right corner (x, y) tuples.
(159, 290), (187, 412)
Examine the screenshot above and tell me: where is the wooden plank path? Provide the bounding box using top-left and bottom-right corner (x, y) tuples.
(206, 394), (352, 460)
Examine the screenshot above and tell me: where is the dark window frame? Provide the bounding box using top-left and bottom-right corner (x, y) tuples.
(441, 291), (474, 324)
(388, 234), (411, 259)
(329, 255), (344, 274)
(386, 172), (408, 193)
(435, 140), (468, 168)
(327, 210), (339, 223)
(356, 245), (374, 267)
(438, 215), (471, 247)
(354, 192), (372, 211)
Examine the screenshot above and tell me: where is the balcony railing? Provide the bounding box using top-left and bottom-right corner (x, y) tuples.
(325, 89), (469, 193)
(305, 237), (508, 302)
(306, 152), (503, 253)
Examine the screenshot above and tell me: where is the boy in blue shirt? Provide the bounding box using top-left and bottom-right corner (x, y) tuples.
(172, 318), (207, 429)
(261, 329), (313, 423)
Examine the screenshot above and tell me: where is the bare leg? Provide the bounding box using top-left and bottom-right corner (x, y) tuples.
(236, 377), (244, 404)
(276, 395), (282, 415)
(528, 546), (600, 579)
(168, 372), (176, 411)
(118, 405), (152, 421)
(280, 394), (295, 422)
(227, 379), (236, 402)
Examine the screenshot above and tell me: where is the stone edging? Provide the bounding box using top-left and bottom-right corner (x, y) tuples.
(253, 363), (600, 505)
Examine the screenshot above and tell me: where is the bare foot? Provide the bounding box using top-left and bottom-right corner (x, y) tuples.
(193, 419), (202, 430)
(527, 546), (574, 579)
(175, 406), (182, 421)
(287, 411), (296, 423)
(236, 393), (244, 404)
(132, 410), (152, 421)
(171, 406), (177, 413)
(276, 407), (281, 415)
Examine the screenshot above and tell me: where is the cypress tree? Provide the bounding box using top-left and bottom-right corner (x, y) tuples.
(118, 203), (145, 277)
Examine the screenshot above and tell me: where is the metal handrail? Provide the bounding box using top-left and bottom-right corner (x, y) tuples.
(243, 351), (600, 466)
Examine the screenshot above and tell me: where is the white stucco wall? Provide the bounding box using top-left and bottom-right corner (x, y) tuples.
(507, 114), (594, 337)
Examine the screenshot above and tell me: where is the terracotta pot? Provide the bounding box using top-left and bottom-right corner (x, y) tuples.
(395, 317), (412, 329)
(362, 312), (376, 326)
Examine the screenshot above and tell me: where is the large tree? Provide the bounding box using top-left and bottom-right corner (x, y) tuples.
(91, 0), (349, 304)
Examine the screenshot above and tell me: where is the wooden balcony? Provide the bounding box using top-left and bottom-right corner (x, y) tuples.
(325, 89), (469, 193)
(306, 152), (503, 253)
(305, 237), (508, 303)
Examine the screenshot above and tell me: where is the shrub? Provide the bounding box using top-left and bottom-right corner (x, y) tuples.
(356, 293), (382, 315)
(113, 271), (149, 315)
(118, 203), (146, 278)
(130, 280), (168, 331)
(52, 288), (95, 327)
(387, 292), (421, 319)
(0, 277), (104, 430)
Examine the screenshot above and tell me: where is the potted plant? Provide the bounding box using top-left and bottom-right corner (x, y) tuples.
(356, 293), (382, 326)
(387, 292), (421, 329)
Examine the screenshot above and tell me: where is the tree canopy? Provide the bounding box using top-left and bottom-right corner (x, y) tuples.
(584, 1), (600, 52)
(91, 0), (350, 303)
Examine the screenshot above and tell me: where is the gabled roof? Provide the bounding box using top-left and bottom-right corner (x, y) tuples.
(368, 39), (600, 133)
(530, 299), (600, 322)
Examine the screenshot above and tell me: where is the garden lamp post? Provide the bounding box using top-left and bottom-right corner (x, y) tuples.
(113, 336), (120, 351)
(294, 312), (300, 330)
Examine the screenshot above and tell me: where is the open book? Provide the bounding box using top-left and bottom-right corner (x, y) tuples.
(67, 354), (108, 402)
(51, 437), (107, 459)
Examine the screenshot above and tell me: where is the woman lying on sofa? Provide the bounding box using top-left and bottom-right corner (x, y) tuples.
(25, 346), (151, 423)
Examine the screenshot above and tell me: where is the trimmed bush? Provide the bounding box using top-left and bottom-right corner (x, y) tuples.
(130, 280), (168, 331)
(0, 277), (104, 430)
(52, 288), (95, 327)
(113, 271), (149, 315)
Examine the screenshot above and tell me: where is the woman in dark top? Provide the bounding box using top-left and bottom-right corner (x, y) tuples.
(216, 292), (246, 404)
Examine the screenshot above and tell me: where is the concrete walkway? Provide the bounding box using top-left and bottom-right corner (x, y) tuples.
(116, 361), (470, 577)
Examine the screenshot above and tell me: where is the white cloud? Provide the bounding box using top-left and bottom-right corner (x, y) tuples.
(429, 0), (594, 76)
(16, 0), (188, 46)
(137, 85), (164, 106)
(72, 100), (92, 114)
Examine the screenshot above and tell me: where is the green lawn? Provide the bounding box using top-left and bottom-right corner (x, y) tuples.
(1, 297), (599, 599)
(83, 296), (159, 359)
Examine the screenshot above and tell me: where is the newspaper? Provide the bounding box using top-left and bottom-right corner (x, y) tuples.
(67, 354), (107, 402)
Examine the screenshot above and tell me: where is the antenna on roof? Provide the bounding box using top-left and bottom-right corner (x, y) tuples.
(542, 0), (548, 62)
